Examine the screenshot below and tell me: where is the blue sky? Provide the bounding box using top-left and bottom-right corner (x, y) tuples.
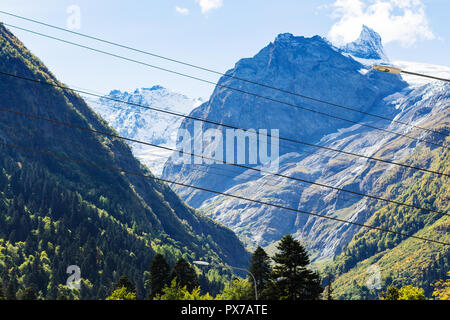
(0, 0), (449, 99)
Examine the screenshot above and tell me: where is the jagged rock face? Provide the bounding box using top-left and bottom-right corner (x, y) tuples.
(182, 33), (402, 148)
(340, 25), (388, 61)
(87, 87), (202, 175)
(162, 32), (406, 207)
(170, 81), (449, 260)
(160, 27), (449, 260)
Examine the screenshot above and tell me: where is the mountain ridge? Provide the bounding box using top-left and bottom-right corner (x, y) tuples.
(340, 25), (388, 61)
(0, 23), (250, 299)
(159, 26), (449, 297)
(87, 87), (202, 176)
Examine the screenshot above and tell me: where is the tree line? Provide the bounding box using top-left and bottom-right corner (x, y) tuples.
(103, 234), (324, 300)
(1, 232), (449, 300)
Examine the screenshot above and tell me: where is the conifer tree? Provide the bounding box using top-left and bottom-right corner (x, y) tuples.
(21, 287), (38, 300)
(148, 254), (171, 299)
(272, 234), (323, 300)
(249, 246), (272, 298)
(170, 258), (198, 291)
(114, 276), (135, 293)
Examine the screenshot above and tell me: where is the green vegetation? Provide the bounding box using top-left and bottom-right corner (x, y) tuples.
(380, 285), (425, 300)
(154, 279), (213, 300)
(0, 23), (249, 300)
(248, 246), (271, 298)
(170, 258), (199, 291)
(432, 271), (450, 300)
(148, 254), (171, 299)
(216, 279), (253, 300)
(264, 235), (323, 300)
(106, 287), (136, 301)
(143, 235), (323, 301)
(327, 136), (449, 299)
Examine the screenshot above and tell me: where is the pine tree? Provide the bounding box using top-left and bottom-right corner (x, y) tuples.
(5, 283), (17, 300)
(170, 258), (198, 291)
(380, 286), (400, 300)
(0, 283), (5, 300)
(148, 254), (171, 299)
(272, 234), (323, 300)
(325, 273), (334, 300)
(114, 276), (135, 293)
(21, 287), (38, 300)
(249, 246), (272, 298)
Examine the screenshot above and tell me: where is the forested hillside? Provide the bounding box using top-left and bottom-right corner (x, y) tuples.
(328, 137), (449, 299)
(0, 23), (250, 299)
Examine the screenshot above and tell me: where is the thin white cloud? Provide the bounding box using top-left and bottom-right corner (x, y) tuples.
(175, 6), (190, 15)
(326, 0), (435, 47)
(196, 0), (223, 14)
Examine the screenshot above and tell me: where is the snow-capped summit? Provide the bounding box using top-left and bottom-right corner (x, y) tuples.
(274, 32), (295, 42)
(87, 86), (203, 176)
(139, 85), (165, 92)
(162, 31), (406, 207)
(161, 28), (448, 265)
(341, 25), (388, 61)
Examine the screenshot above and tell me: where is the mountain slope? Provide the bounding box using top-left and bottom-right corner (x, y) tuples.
(162, 28), (407, 243)
(160, 26), (449, 298)
(0, 23), (249, 299)
(162, 30), (406, 207)
(329, 141), (449, 298)
(193, 81), (449, 256)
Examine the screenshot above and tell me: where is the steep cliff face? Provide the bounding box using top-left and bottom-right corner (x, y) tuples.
(196, 82), (449, 254)
(161, 25), (448, 280)
(0, 24), (249, 299)
(340, 25), (388, 61)
(162, 30), (407, 208)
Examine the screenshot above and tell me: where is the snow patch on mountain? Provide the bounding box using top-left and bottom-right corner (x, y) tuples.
(338, 26), (449, 88)
(391, 60), (450, 87)
(340, 25), (388, 61)
(87, 87), (203, 175)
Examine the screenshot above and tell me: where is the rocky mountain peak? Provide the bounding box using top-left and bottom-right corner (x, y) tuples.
(341, 25), (388, 61)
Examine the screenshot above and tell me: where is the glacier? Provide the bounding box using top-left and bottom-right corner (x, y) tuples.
(86, 86), (203, 175)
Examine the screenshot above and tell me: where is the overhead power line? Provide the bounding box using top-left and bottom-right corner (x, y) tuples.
(373, 65), (450, 83)
(2, 22), (449, 151)
(0, 10), (448, 138)
(26, 124), (267, 184)
(0, 70), (448, 179)
(16, 115), (356, 200)
(1, 105), (448, 217)
(0, 140), (448, 246)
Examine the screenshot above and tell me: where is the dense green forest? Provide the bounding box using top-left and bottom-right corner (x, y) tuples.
(0, 23), (249, 299)
(0, 234), (325, 300)
(101, 235), (324, 301)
